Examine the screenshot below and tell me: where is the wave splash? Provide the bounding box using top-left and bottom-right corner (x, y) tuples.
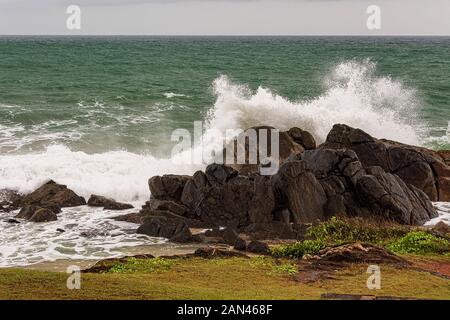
(0, 60), (426, 201)
(207, 60), (423, 145)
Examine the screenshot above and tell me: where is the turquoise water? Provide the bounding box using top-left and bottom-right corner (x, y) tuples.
(0, 36), (449, 200)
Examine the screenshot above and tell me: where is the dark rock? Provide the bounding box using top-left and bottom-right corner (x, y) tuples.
(87, 194), (133, 210)
(247, 240), (270, 254)
(271, 160), (327, 223)
(147, 198), (189, 216)
(113, 212), (143, 224)
(288, 127), (316, 150)
(29, 208), (57, 222)
(5, 219), (20, 224)
(148, 175), (190, 201)
(241, 222), (298, 240)
(322, 124), (450, 201)
(223, 126), (305, 176)
(222, 227), (238, 245)
(15, 205), (61, 220)
(136, 216), (192, 243)
(18, 180), (86, 208)
(438, 150), (450, 166)
(181, 164), (258, 227)
(234, 237), (247, 251)
(56, 228), (65, 232)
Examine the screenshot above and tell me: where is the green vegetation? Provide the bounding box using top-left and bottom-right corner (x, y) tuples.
(305, 216), (408, 245)
(270, 217), (450, 258)
(108, 257), (177, 274)
(271, 240), (326, 258)
(387, 231), (450, 255)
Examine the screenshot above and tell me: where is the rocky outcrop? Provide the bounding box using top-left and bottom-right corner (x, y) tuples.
(17, 180), (86, 208)
(322, 124), (450, 202)
(136, 215), (192, 243)
(87, 195), (133, 210)
(223, 126), (305, 176)
(15, 205), (60, 222)
(0, 189), (23, 212)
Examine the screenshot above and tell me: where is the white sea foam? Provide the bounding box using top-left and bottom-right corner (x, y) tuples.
(206, 60), (423, 145)
(425, 203), (450, 226)
(0, 204), (164, 268)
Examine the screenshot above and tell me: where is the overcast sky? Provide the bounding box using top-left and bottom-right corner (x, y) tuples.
(1, 0), (450, 35)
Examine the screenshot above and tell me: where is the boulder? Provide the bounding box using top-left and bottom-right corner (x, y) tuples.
(180, 164), (277, 227)
(18, 180), (86, 208)
(288, 127), (316, 150)
(136, 215), (192, 243)
(148, 175), (190, 201)
(234, 237), (247, 251)
(322, 124), (450, 201)
(87, 194), (133, 210)
(222, 126), (305, 176)
(15, 205), (60, 222)
(29, 208), (57, 223)
(271, 160), (327, 224)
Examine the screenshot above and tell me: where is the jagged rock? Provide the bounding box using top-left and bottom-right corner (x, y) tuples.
(223, 126), (305, 176)
(148, 175), (190, 201)
(271, 160), (327, 223)
(301, 148), (436, 225)
(18, 180), (86, 208)
(29, 208), (57, 222)
(136, 215), (192, 243)
(87, 194), (133, 210)
(288, 127), (316, 150)
(147, 198), (189, 216)
(181, 164), (261, 227)
(15, 205), (61, 220)
(322, 124), (450, 201)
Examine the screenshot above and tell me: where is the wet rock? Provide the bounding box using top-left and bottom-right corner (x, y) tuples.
(113, 212), (143, 224)
(136, 215), (192, 243)
(87, 194), (133, 210)
(18, 180), (86, 208)
(56, 228), (65, 232)
(29, 208), (57, 223)
(271, 160), (327, 224)
(147, 198), (189, 216)
(322, 124), (450, 201)
(15, 205), (61, 220)
(288, 127), (316, 150)
(223, 126), (305, 176)
(148, 175), (190, 201)
(5, 219), (20, 224)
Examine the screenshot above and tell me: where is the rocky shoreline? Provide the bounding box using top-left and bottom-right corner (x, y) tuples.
(2, 124), (450, 256)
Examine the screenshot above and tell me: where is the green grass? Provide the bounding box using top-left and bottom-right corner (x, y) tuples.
(387, 232), (450, 255)
(1, 256), (449, 300)
(108, 257), (177, 274)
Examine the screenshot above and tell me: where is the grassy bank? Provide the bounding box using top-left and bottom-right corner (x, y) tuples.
(1, 255), (449, 300)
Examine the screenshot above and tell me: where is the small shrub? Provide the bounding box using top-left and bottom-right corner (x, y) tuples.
(270, 240), (326, 258)
(387, 232), (450, 254)
(306, 216), (408, 245)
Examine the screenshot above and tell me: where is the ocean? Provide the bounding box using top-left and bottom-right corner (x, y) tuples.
(0, 36), (449, 267)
